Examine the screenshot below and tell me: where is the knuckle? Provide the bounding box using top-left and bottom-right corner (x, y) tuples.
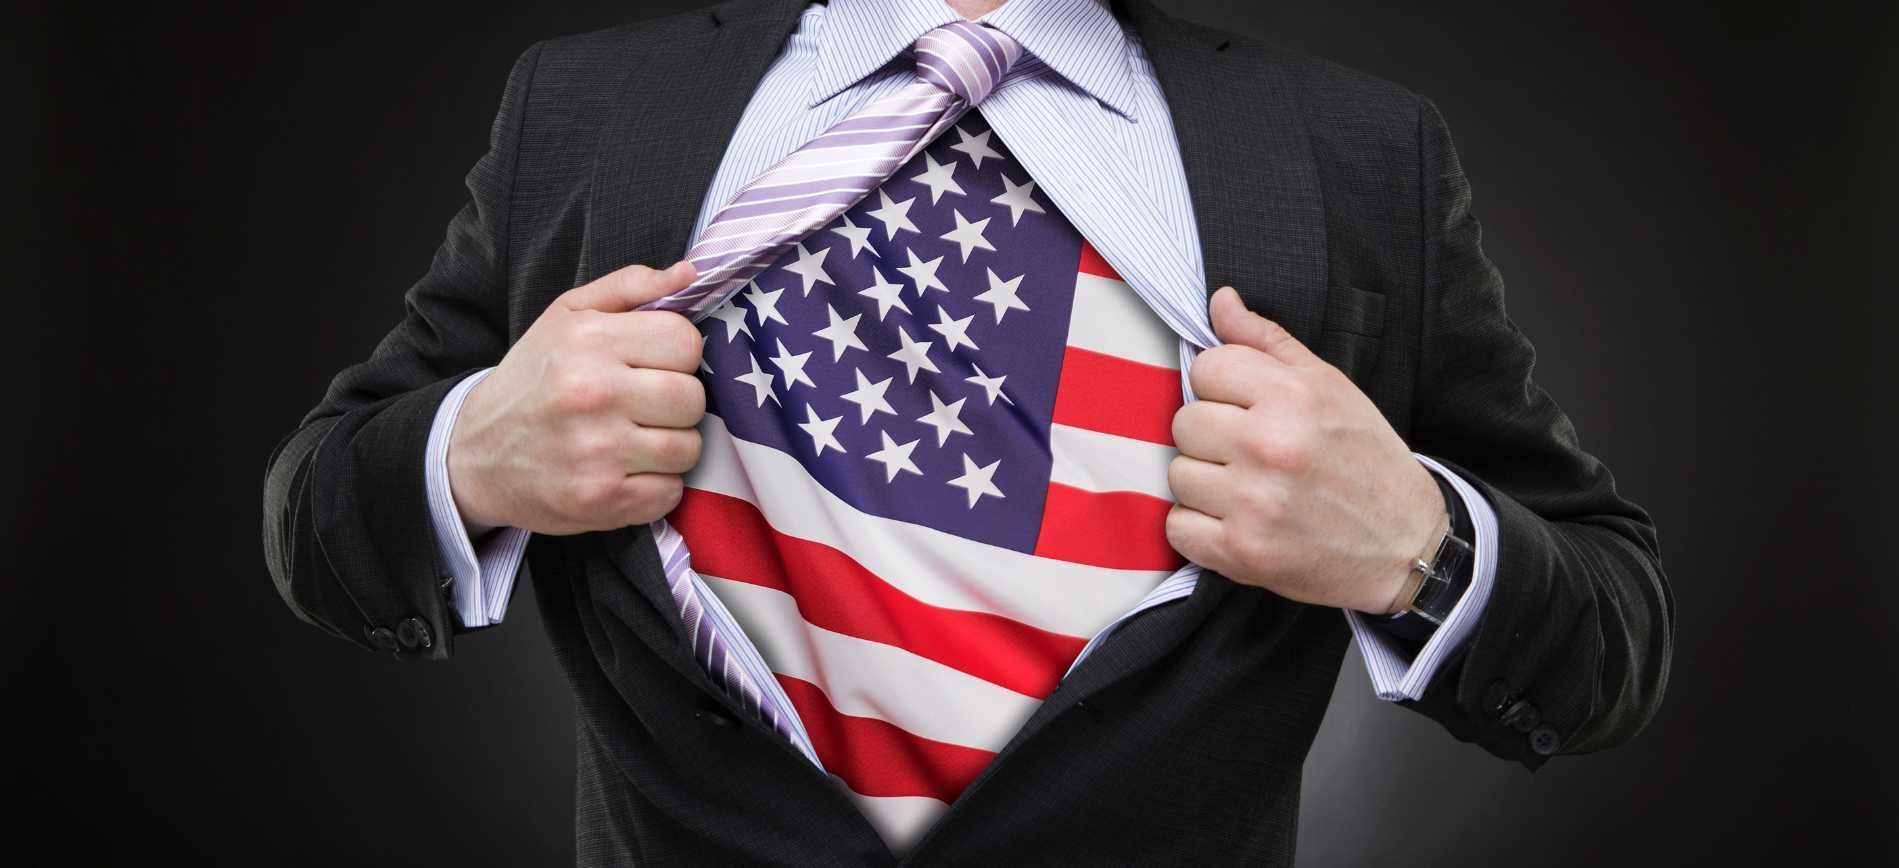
(1215, 523), (1254, 568)
(567, 310), (611, 345)
(1166, 455), (1191, 493)
(1193, 346), (1235, 385)
(658, 371), (701, 413)
(553, 369), (612, 414)
(1242, 487), (1285, 524)
(1170, 403), (1202, 446)
(564, 473), (619, 515)
(627, 474), (685, 519)
(1237, 427), (1275, 464)
(1257, 318), (1291, 347)
(1264, 437), (1313, 474)
(1163, 506), (1193, 548)
(614, 264), (655, 290)
(643, 313), (702, 371)
(673, 428), (703, 467)
(677, 376), (707, 421)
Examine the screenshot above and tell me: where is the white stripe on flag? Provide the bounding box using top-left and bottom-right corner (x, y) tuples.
(685, 414), (1171, 636)
(702, 575), (1042, 750)
(1048, 423), (1178, 499)
(1066, 272), (1181, 370)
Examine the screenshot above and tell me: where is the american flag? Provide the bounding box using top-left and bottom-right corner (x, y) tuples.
(674, 112), (1185, 840)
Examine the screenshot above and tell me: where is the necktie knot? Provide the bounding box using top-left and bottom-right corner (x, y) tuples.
(914, 21), (1023, 106)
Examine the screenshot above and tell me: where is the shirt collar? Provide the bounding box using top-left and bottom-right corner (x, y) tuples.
(810, 0), (1140, 120)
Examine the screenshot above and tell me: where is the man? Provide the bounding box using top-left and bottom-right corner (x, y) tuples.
(262, 0), (1673, 863)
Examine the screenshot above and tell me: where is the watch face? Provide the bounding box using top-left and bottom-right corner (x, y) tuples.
(1415, 532), (1474, 622)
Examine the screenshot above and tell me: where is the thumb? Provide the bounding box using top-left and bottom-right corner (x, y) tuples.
(1209, 286), (1320, 367)
(558, 260), (698, 313)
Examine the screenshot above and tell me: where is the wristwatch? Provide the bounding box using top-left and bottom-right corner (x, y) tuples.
(1375, 470), (1475, 643)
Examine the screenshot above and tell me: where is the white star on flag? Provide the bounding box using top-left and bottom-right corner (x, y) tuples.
(898, 248), (949, 296)
(887, 326), (941, 383)
(908, 152), (965, 204)
(797, 405), (847, 456)
(857, 266), (912, 320)
(708, 301), (753, 343)
(991, 173), (1045, 225)
(927, 305), (979, 352)
(734, 353), (779, 407)
(965, 363), (1012, 406)
(941, 210), (996, 263)
(742, 280), (787, 326)
(840, 368), (897, 424)
(866, 189), (919, 239)
(947, 454), (1005, 507)
(915, 390), (973, 446)
(782, 242), (834, 297)
(972, 268), (1029, 323)
(830, 214), (878, 259)
(768, 339), (816, 391)
(866, 431), (924, 482)
(948, 126), (1002, 168)
(811, 304), (868, 361)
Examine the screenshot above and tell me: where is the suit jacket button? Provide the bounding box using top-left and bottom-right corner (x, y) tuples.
(1529, 724), (1561, 756)
(697, 709), (735, 728)
(1501, 700), (1541, 733)
(396, 617), (433, 650)
(364, 625), (400, 653)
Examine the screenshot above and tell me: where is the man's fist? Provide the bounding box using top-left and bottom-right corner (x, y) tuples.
(1165, 287), (1449, 615)
(446, 260), (707, 536)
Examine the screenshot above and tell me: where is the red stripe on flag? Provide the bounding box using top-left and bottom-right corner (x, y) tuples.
(1050, 347), (1181, 446)
(1077, 239), (1121, 280)
(672, 488), (1085, 698)
(776, 674), (994, 802)
(1033, 482), (1186, 571)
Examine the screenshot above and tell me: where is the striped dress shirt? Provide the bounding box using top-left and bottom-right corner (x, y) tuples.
(422, 0), (1499, 848)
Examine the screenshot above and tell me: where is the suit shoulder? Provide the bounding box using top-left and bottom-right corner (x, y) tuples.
(520, 3), (722, 94)
(1175, 18), (1421, 137)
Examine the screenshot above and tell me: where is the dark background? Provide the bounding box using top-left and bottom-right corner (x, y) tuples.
(15, 0), (1896, 864)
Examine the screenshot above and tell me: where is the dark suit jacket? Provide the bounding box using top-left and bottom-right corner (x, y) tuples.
(261, 0), (1674, 863)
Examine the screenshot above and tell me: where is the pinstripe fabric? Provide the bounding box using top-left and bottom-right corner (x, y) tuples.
(424, 0), (1498, 775)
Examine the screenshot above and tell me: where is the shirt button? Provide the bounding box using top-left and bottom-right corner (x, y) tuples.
(364, 625), (400, 653)
(396, 617), (433, 650)
(1529, 724), (1562, 756)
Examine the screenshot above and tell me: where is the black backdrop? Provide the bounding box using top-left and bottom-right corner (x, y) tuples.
(15, 0), (1897, 864)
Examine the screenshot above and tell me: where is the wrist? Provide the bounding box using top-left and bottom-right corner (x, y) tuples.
(446, 381), (504, 536)
(1378, 504), (1451, 615)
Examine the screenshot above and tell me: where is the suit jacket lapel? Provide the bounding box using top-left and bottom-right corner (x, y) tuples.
(1127, 0), (1328, 344)
(583, 0), (810, 668)
(580, 0), (811, 286)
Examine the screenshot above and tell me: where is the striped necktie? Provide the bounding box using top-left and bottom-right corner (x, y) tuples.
(648, 20), (1025, 319)
(640, 21), (1025, 743)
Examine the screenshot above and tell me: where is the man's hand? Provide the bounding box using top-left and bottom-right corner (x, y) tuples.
(1166, 287), (1450, 615)
(446, 261), (706, 536)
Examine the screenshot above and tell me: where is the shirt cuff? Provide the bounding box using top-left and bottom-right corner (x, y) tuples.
(1343, 453), (1499, 701)
(425, 367), (531, 629)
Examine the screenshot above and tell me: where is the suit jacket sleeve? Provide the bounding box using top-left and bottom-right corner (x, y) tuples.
(1397, 95), (1675, 769)
(259, 43), (544, 660)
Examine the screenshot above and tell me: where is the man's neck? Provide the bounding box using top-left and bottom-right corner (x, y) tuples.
(946, 0), (1007, 21)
